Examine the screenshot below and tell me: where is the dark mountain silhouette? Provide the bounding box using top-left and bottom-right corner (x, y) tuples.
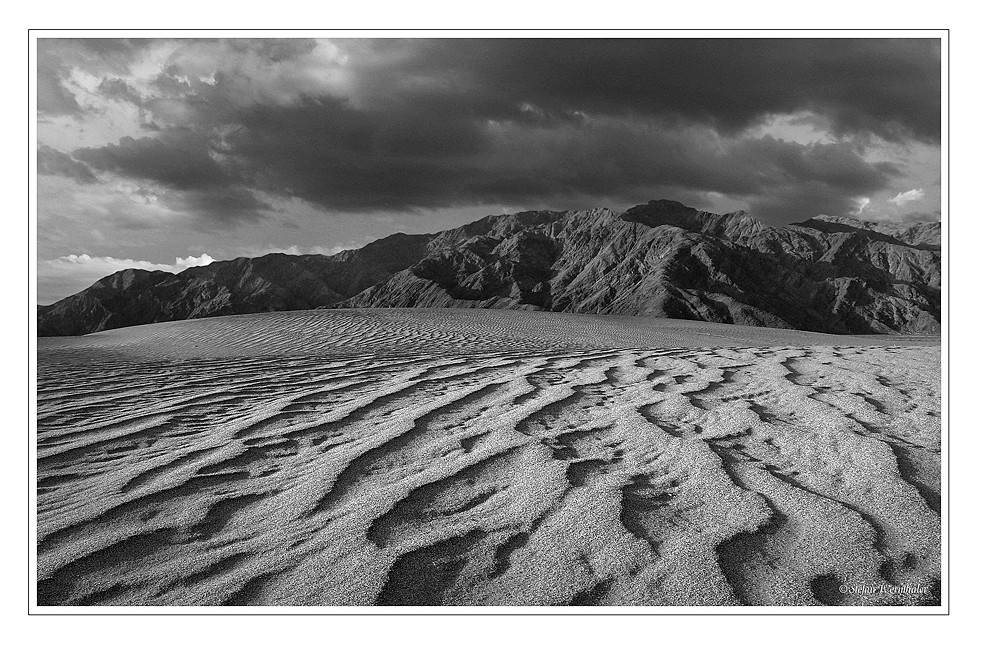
(38, 200), (942, 336)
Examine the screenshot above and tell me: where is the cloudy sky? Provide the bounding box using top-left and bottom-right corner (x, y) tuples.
(37, 37), (941, 304)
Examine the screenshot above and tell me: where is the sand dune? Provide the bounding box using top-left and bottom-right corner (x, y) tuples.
(36, 309), (941, 606)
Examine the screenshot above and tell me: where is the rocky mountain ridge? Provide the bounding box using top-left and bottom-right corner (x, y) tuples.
(38, 200), (942, 336)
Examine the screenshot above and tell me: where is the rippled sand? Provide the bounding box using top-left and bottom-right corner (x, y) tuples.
(36, 309), (941, 606)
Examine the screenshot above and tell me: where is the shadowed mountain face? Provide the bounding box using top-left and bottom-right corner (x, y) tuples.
(38, 200), (942, 336)
(338, 201), (941, 334)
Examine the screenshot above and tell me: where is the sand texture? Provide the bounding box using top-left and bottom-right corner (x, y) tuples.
(36, 309), (941, 606)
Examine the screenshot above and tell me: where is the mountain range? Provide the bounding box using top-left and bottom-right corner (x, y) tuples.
(37, 200), (942, 336)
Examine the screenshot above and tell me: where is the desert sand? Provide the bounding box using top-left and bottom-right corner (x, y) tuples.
(36, 309), (941, 606)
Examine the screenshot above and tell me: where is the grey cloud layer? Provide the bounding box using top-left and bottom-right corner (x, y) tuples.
(38, 145), (96, 183)
(39, 38), (940, 224)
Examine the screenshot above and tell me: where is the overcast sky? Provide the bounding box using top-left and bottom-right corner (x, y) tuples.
(37, 37), (942, 304)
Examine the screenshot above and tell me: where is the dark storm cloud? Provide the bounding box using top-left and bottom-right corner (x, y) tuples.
(72, 131), (269, 223)
(472, 123), (899, 221)
(37, 145), (96, 183)
(167, 186), (270, 227)
(75, 132), (235, 190)
(53, 38), (939, 225)
(213, 99), (898, 220)
(221, 96), (491, 210)
(392, 39), (941, 144)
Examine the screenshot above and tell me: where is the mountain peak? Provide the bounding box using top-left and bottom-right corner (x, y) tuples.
(92, 267), (172, 291)
(620, 200), (765, 239)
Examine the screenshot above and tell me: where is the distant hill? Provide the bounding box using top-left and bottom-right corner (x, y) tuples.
(38, 200), (942, 336)
(37, 234), (432, 336)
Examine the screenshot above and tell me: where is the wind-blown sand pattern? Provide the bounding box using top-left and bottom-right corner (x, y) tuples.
(37, 309), (941, 606)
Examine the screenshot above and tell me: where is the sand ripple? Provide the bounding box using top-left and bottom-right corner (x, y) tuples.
(36, 310), (941, 606)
